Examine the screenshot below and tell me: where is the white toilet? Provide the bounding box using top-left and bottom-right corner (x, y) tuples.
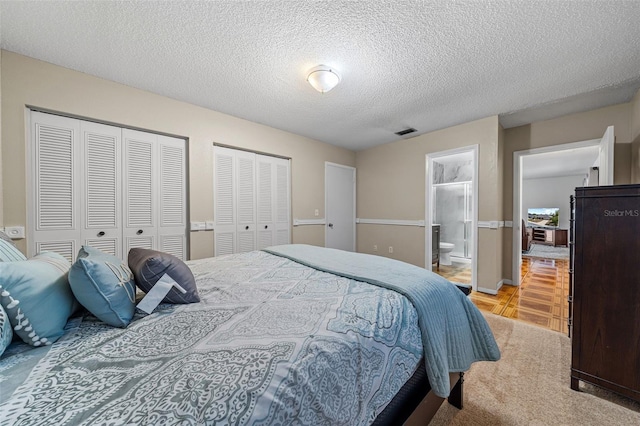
(439, 242), (455, 266)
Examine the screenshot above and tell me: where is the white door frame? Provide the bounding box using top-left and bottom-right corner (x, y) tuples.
(324, 162), (356, 251)
(512, 138), (600, 285)
(425, 145), (478, 291)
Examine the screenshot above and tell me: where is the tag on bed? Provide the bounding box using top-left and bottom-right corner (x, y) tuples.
(136, 274), (187, 314)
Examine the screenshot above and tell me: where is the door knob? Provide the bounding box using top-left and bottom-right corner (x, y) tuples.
(97, 231), (105, 237)
(328, 223), (334, 229)
(136, 229), (143, 235)
(264, 225), (268, 229)
(245, 225), (249, 230)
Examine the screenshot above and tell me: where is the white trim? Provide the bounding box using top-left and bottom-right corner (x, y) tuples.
(293, 218), (326, 226)
(356, 218), (425, 227)
(502, 279), (514, 285)
(425, 145), (479, 292)
(512, 138), (600, 286)
(478, 279), (505, 295)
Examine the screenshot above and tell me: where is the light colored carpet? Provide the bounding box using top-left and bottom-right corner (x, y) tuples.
(523, 243), (570, 260)
(430, 313), (640, 425)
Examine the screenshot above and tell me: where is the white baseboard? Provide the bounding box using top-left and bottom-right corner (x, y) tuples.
(477, 286), (498, 295)
(477, 279), (508, 295)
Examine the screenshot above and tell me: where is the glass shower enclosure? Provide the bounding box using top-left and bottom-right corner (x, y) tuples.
(433, 181), (473, 259)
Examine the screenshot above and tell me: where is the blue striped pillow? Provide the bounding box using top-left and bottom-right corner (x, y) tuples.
(0, 233), (27, 262)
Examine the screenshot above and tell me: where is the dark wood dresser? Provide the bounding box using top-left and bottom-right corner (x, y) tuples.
(570, 184), (640, 402)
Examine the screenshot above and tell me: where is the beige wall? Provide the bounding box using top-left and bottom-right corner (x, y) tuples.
(502, 102), (634, 280)
(0, 50), (355, 259)
(355, 116), (504, 292)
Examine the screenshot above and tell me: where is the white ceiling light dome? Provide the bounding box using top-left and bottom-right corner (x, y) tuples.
(307, 65), (341, 93)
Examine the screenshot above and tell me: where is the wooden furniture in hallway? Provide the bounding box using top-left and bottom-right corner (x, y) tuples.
(570, 184), (640, 403)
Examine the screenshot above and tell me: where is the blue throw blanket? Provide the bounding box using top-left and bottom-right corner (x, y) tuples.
(263, 244), (500, 397)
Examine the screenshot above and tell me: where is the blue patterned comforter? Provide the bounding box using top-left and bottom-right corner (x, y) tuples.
(0, 248), (495, 425)
(264, 244), (501, 398)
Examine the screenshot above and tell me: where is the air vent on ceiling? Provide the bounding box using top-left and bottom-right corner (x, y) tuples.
(395, 127), (417, 136)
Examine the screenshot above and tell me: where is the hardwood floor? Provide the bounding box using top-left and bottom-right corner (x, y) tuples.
(438, 257), (570, 333)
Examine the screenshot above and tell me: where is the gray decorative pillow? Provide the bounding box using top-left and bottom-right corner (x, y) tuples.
(128, 248), (199, 304)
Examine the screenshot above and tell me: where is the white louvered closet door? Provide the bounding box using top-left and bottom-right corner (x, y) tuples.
(80, 121), (122, 258)
(256, 155), (275, 249)
(213, 147), (290, 256)
(236, 150), (256, 253)
(274, 157), (291, 245)
(29, 112), (81, 262)
(158, 135), (187, 260)
(214, 147), (236, 256)
(122, 129), (157, 255)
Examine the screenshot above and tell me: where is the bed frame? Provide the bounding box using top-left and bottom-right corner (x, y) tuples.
(373, 363), (463, 425)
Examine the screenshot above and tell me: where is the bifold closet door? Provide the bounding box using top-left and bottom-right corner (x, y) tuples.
(29, 112), (81, 262)
(214, 147), (258, 255)
(256, 154), (291, 249)
(31, 112), (187, 262)
(214, 146), (290, 256)
(80, 121), (122, 258)
(122, 130), (187, 259)
(123, 129), (157, 254)
(157, 135), (187, 260)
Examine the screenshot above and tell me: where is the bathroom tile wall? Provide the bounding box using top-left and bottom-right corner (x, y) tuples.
(433, 159), (473, 184)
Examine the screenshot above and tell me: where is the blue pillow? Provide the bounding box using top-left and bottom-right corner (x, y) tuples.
(0, 304), (12, 356)
(0, 252), (75, 346)
(69, 246), (136, 328)
(0, 233), (27, 262)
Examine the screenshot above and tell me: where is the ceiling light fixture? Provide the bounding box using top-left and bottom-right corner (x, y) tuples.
(307, 65), (341, 93)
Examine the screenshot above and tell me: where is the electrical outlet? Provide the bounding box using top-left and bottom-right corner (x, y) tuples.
(388, 246), (393, 254)
(4, 226), (25, 239)
(373, 244), (377, 252)
(314, 209), (319, 217)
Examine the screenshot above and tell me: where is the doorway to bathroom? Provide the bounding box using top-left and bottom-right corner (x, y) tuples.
(426, 145), (478, 291)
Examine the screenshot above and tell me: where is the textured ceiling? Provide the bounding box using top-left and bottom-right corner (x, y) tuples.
(2, 1), (640, 151)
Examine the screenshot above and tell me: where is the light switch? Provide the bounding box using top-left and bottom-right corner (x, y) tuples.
(190, 222), (206, 231)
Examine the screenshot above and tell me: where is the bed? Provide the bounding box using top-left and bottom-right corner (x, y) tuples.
(0, 244), (499, 425)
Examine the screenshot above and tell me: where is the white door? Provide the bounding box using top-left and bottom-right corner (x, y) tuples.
(274, 157), (291, 245)
(122, 129), (157, 254)
(599, 125), (615, 186)
(29, 112), (81, 262)
(325, 162), (356, 251)
(158, 135), (187, 260)
(235, 150), (256, 253)
(213, 147), (237, 256)
(81, 121), (122, 258)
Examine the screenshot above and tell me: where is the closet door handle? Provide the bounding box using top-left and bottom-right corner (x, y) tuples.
(328, 223), (334, 229)
(97, 231), (105, 237)
(136, 229), (143, 235)
(245, 225), (249, 230)
(264, 225), (268, 229)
